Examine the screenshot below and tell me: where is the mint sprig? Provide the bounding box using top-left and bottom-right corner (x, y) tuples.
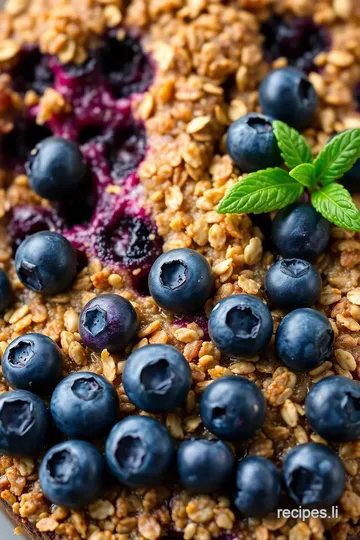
(217, 122), (360, 231)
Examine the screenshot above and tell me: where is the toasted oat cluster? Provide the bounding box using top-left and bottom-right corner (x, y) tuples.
(0, 0), (360, 539)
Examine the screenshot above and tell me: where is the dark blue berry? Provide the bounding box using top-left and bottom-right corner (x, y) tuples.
(226, 113), (282, 173)
(79, 293), (138, 353)
(177, 439), (234, 493)
(0, 269), (12, 312)
(2, 333), (62, 395)
(0, 390), (48, 457)
(148, 248), (214, 314)
(50, 372), (119, 439)
(276, 308), (334, 372)
(39, 440), (105, 508)
(233, 456), (282, 517)
(259, 67), (318, 130)
(200, 376), (265, 441)
(208, 294), (273, 357)
(10, 47), (54, 96)
(15, 231), (77, 295)
(272, 203), (331, 260)
(305, 376), (360, 442)
(265, 258), (321, 311)
(123, 344), (192, 413)
(283, 442), (345, 507)
(105, 416), (174, 488)
(27, 137), (87, 201)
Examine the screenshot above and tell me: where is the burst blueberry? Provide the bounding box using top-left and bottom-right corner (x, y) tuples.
(0, 269), (12, 313)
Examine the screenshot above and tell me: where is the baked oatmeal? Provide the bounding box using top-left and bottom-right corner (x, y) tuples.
(0, 0), (359, 539)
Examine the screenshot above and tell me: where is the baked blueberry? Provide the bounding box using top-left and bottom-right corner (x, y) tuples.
(15, 231), (77, 295)
(123, 344), (192, 413)
(283, 442), (345, 507)
(233, 456), (282, 517)
(0, 269), (12, 313)
(200, 376), (265, 441)
(2, 333), (62, 395)
(305, 376), (360, 442)
(272, 203), (331, 260)
(208, 294), (273, 357)
(177, 439), (234, 493)
(276, 308), (333, 372)
(106, 416), (174, 488)
(259, 67), (318, 129)
(0, 390), (48, 457)
(148, 248), (214, 314)
(79, 294), (138, 353)
(265, 258), (321, 311)
(39, 440), (105, 508)
(50, 372), (119, 439)
(226, 113), (282, 173)
(27, 137), (87, 201)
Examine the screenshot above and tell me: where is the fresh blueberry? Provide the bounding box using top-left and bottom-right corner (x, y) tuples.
(15, 231), (77, 295)
(0, 269), (12, 312)
(177, 439), (234, 493)
(276, 308), (334, 372)
(27, 137), (87, 201)
(305, 376), (360, 442)
(0, 390), (48, 457)
(106, 416), (174, 488)
(123, 344), (192, 413)
(39, 440), (105, 508)
(50, 372), (119, 439)
(79, 293), (138, 352)
(226, 113), (282, 173)
(272, 203), (331, 260)
(259, 67), (318, 130)
(200, 376), (265, 441)
(233, 456), (282, 517)
(283, 442), (345, 507)
(208, 294), (273, 357)
(265, 258), (321, 311)
(2, 333), (62, 395)
(148, 248), (214, 314)
(329, 131), (360, 193)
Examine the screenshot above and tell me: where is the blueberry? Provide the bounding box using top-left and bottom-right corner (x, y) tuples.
(177, 439), (234, 493)
(208, 294), (273, 357)
(265, 258), (321, 311)
(15, 231), (77, 295)
(276, 308), (334, 372)
(39, 440), (105, 508)
(226, 113), (282, 173)
(259, 67), (318, 130)
(305, 376), (360, 442)
(79, 293), (138, 353)
(233, 456), (282, 517)
(283, 442), (345, 507)
(0, 269), (12, 312)
(0, 390), (48, 457)
(272, 203), (331, 260)
(27, 137), (87, 201)
(105, 416), (174, 488)
(200, 376), (265, 441)
(2, 333), (62, 395)
(123, 344), (192, 413)
(50, 372), (119, 439)
(148, 248), (214, 314)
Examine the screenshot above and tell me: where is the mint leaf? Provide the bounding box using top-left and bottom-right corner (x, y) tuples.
(217, 168), (303, 215)
(273, 120), (312, 169)
(314, 129), (360, 184)
(289, 163), (316, 188)
(312, 183), (360, 231)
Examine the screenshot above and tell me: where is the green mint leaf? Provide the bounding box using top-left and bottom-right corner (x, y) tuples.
(217, 168), (303, 215)
(273, 120), (313, 169)
(289, 163), (316, 188)
(312, 183), (360, 232)
(314, 129), (360, 184)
